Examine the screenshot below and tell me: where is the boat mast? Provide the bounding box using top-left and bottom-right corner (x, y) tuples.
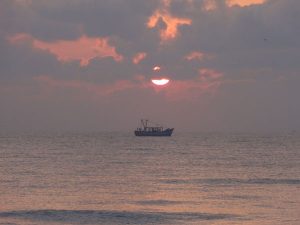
(141, 119), (148, 130)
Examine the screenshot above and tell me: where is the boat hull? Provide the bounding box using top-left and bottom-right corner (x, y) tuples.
(134, 128), (174, 137)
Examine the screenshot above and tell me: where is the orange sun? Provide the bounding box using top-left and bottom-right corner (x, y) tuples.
(151, 78), (170, 86)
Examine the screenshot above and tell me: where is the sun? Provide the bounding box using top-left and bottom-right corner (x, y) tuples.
(151, 78), (170, 86)
(153, 66), (161, 71)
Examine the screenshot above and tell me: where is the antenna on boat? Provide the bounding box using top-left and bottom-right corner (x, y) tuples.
(141, 119), (148, 129)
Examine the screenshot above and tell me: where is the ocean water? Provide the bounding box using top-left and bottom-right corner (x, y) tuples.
(0, 132), (299, 225)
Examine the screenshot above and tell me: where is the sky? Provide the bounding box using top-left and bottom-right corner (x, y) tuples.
(1, 0), (300, 132)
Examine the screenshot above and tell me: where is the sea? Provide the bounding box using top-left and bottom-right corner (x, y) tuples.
(0, 132), (299, 225)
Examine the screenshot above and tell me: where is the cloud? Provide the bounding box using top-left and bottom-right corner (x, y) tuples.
(9, 33), (123, 66)
(226, 0), (267, 7)
(132, 52), (147, 64)
(199, 68), (223, 80)
(1, 0), (300, 132)
(31, 69), (223, 101)
(153, 68), (223, 100)
(147, 1), (192, 42)
(184, 51), (206, 61)
(202, 0), (217, 11)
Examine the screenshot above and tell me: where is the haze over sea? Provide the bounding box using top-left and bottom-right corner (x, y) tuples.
(0, 132), (299, 225)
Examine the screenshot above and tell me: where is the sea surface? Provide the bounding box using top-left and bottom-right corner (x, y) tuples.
(0, 132), (299, 225)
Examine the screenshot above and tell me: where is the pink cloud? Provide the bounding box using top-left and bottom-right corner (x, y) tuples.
(132, 52), (147, 64)
(200, 0), (266, 11)
(8, 33), (32, 44)
(1, 70), (224, 103)
(8, 33), (123, 66)
(199, 68), (223, 80)
(32, 70), (223, 101)
(202, 0), (217, 11)
(184, 51), (213, 61)
(226, 0), (266, 7)
(151, 68), (223, 100)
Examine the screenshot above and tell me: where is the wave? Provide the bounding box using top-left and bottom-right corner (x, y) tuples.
(161, 178), (300, 185)
(135, 200), (185, 206)
(0, 210), (237, 224)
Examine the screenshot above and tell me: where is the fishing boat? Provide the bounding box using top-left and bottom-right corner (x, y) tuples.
(134, 119), (174, 136)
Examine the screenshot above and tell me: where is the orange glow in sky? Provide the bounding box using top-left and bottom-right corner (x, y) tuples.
(147, 9), (192, 42)
(226, 0), (266, 7)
